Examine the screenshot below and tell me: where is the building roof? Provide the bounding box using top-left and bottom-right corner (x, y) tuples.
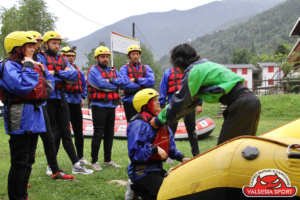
(289, 17), (300, 37)
(222, 64), (257, 70)
(257, 62), (278, 69)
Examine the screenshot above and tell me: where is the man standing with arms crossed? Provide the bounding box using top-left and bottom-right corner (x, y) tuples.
(27, 30), (74, 180)
(159, 65), (203, 158)
(38, 31), (93, 175)
(120, 45), (155, 122)
(87, 46), (127, 171)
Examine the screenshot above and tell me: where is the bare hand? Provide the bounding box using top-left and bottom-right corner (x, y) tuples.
(196, 106), (203, 115)
(106, 79), (109, 83)
(150, 117), (158, 128)
(49, 70), (54, 76)
(21, 57), (35, 64)
(157, 146), (168, 160)
(182, 158), (190, 163)
(81, 99), (85, 107)
(64, 67), (71, 71)
(130, 78), (135, 82)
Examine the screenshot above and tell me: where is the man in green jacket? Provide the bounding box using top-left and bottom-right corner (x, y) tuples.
(150, 44), (261, 145)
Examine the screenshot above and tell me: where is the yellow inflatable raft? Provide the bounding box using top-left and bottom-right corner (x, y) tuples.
(157, 118), (300, 199)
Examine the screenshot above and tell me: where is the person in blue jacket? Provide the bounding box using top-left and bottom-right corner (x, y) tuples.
(159, 66), (203, 158)
(26, 30), (74, 181)
(0, 31), (71, 200)
(38, 31), (93, 175)
(125, 88), (190, 200)
(60, 46), (90, 165)
(120, 45), (155, 122)
(87, 46), (128, 171)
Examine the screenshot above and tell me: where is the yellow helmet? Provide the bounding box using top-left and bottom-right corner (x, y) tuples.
(4, 31), (37, 53)
(127, 44), (142, 56)
(133, 88), (159, 113)
(94, 46), (111, 58)
(43, 31), (62, 44)
(27, 30), (43, 41)
(60, 46), (76, 56)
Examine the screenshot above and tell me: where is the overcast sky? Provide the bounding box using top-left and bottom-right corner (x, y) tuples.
(1, 0), (219, 41)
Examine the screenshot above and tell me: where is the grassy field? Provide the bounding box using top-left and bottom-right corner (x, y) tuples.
(0, 94), (299, 200)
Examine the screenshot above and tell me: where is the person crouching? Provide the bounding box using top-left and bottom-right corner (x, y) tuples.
(125, 89), (190, 200)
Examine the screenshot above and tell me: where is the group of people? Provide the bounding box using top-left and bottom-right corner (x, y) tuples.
(0, 30), (261, 200)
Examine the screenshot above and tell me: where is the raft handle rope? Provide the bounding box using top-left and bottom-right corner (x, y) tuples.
(287, 143), (300, 159)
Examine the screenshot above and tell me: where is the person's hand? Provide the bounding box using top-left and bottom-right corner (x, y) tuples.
(130, 78), (135, 82)
(150, 117), (158, 128)
(64, 67), (71, 71)
(157, 146), (168, 160)
(81, 99), (85, 107)
(182, 158), (190, 163)
(49, 70), (54, 76)
(21, 57), (35, 64)
(35, 62), (45, 71)
(106, 79), (109, 83)
(196, 106), (203, 115)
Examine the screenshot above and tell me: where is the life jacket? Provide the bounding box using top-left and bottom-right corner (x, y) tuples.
(124, 62), (147, 94)
(130, 113), (170, 161)
(0, 58), (47, 104)
(127, 62), (147, 79)
(42, 52), (66, 90)
(167, 66), (183, 94)
(65, 64), (82, 94)
(87, 64), (120, 101)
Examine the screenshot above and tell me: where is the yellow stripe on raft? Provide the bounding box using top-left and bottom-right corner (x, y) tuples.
(260, 118), (300, 139)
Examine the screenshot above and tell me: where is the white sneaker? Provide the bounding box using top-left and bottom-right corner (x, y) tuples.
(91, 162), (103, 171)
(125, 179), (134, 200)
(72, 162), (94, 175)
(103, 161), (122, 168)
(79, 157), (91, 166)
(46, 165), (52, 176)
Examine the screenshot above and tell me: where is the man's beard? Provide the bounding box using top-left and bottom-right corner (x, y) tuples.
(34, 48), (41, 55)
(131, 58), (139, 66)
(100, 60), (108, 66)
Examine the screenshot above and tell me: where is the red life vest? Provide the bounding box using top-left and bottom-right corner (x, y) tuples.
(127, 62), (147, 79)
(123, 62), (147, 94)
(0, 59), (47, 103)
(88, 65), (120, 101)
(137, 112), (170, 161)
(65, 64), (82, 94)
(167, 66), (183, 94)
(42, 52), (66, 90)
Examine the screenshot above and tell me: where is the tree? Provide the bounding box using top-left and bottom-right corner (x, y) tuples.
(230, 48), (253, 64)
(0, 0), (58, 58)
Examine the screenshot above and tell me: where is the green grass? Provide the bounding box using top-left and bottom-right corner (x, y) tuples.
(0, 94), (299, 199)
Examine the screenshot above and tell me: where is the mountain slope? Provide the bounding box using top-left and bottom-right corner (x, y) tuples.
(70, 0), (283, 67)
(159, 0), (299, 69)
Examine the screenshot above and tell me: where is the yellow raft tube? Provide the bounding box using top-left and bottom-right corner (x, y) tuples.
(157, 118), (300, 199)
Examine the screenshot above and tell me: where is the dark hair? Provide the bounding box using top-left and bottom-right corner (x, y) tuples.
(170, 44), (200, 69)
(8, 46), (24, 63)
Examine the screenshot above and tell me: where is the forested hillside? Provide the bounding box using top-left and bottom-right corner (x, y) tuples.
(70, 0), (283, 67)
(159, 0), (299, 69)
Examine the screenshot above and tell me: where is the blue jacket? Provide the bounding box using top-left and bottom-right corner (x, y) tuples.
(120, 63), (155, 103)
(159, 68), (203, 108)
(127, 117), (184, 182)
(38, 53), (78, 100)
(0, 60), (47, 134)
(88, 65), (128, 108)
(66, 68), (87, 104)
